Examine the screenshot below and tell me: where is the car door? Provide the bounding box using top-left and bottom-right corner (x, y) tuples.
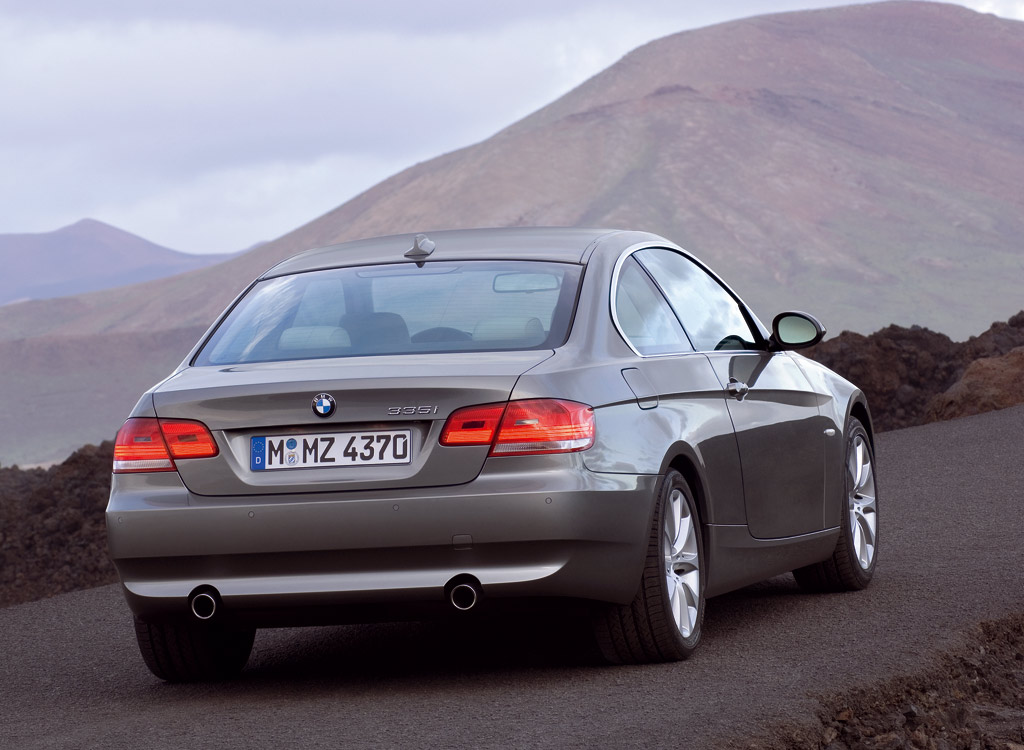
(634, 247), (827, 539)
(607, 255), (747, 526)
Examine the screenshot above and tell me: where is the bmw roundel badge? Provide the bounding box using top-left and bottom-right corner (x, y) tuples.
(312, 393), (336, 418)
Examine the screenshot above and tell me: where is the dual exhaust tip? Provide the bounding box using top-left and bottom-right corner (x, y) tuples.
(189, 579), (481, 619)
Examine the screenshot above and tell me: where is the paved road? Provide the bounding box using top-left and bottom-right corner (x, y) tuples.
(3, 406), (1023, 750)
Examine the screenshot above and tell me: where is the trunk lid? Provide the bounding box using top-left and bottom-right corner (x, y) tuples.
(152, 350), (553, 496)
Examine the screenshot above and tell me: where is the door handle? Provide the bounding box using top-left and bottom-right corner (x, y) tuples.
(726, 378), (749, 400)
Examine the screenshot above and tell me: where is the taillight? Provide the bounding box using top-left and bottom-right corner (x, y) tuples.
(439, 404), (506, 446)
(113, 418), (172, 473)
(492, 399), (594, 455)
(159, 420), (220, 459)
(440, 399), (594, 456)
(113, 418), (219, 473)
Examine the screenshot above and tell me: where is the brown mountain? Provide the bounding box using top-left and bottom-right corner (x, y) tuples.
(0, 219), (234, 306)
(1, 0), (1023, 464)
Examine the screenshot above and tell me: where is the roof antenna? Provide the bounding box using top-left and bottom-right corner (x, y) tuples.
(405, 234), (435, 263)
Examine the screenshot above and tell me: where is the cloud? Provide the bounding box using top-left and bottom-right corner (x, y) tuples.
(0, 1), (754, 32)
(1, 1), (1019, 253)
(963, 0), (1024, 18)
(0, 7), (699, 251)
(93, 151), (414, 253)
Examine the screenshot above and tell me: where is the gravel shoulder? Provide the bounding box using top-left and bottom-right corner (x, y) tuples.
(763, 613), (1024, 749)
(1, 406), (1023, 750)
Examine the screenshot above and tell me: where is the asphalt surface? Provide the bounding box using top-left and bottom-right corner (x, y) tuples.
(2, 406), (1023, 750)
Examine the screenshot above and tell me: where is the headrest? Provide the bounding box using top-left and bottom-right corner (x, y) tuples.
(278, 326), (351, 351)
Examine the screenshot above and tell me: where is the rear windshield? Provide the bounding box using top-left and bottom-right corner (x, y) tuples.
(194, 260), (582, 365)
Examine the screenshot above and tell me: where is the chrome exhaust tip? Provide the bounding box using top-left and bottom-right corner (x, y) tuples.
(449, 582), (479, 611)
(190, 591), (218, 620)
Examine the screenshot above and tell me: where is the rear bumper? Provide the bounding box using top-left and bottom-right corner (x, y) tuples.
(106, 457), (658, 624)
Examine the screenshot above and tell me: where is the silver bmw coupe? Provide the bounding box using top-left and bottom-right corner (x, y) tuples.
(106, 227), (878, 681)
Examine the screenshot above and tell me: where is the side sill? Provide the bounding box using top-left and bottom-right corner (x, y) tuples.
(704, 524), (840, 598)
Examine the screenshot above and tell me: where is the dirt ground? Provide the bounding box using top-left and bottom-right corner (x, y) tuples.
(756, 614), (1024, 750)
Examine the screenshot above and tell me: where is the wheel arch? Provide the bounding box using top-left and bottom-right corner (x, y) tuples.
(660, 446), (712, 556)
(848, 396), (874, 449)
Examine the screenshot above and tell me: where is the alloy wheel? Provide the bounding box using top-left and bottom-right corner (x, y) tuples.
(664, 487), (701, 637)
(848, 434), (877, 570)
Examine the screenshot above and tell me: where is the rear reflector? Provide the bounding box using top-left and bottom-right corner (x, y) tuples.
(440, 399), (594, 456)
(113, 418), (218, 473)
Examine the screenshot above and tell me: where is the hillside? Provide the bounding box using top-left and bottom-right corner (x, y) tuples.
(0, 219), (233, 305)
(807, 310), (1024, 431)
(1, 0), (1022, 464)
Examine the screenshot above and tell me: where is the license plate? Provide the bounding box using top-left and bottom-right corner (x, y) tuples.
(250, 430), (411, 471)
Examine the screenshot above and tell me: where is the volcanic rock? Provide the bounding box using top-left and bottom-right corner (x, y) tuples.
(926, 347), (1024, 424)
(807, 311), (1024, 431)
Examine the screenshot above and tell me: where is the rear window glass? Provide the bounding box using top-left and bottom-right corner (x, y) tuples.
(194, 260), (582, 365)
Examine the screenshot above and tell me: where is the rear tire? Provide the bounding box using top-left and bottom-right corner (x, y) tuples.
(593, 470), (705, 664)
(794, 416), (878, 592)
(134, 618), (255, 682)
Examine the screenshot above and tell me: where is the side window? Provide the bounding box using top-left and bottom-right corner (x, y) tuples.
(635, 248), (758, 352)
(614, 257), (693, 355)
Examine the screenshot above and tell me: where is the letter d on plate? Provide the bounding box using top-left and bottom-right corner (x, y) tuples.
(251, 437), (266, 471)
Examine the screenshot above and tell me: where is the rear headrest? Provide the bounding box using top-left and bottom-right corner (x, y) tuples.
(278, 326), (351, 351)
(340, 312), (410, 347)
(473, 316), (545, 343)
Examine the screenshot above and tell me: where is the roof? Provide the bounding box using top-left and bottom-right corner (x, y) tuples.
(259, 227), (658, 278)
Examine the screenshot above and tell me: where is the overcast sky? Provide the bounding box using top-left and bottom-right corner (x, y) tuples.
(2, 1), (1022, 253)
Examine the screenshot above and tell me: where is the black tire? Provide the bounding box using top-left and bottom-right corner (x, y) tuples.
(593, 470), (705, 664)
(794, 416), (878, 592)
(134, 618), (255, 682)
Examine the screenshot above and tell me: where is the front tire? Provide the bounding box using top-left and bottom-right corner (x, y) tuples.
(134, 618), (255, 682)
(593, 469), (705, 664)
(794, 416), (878, 592)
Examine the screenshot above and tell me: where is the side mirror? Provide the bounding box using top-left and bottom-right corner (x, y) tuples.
(769, 311), (825, 351)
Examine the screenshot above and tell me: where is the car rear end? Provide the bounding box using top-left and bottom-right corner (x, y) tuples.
(106, 241), (655, 629)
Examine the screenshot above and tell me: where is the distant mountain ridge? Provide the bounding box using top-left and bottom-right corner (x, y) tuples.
(1, 0), (1023, 465)
(0, 219), (234, 305)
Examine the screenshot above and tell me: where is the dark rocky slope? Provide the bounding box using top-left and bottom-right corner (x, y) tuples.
(757, 613), (1024, 750)
(0, 442), (116, 607)
(807, 311), (1024, 432)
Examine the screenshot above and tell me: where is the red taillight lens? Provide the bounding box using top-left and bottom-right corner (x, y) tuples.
(114, 418), (173, 473)
(492, 399), (594, 455)
(159, 420), (219, 459)
(113, 418), (218, 473)
(439, 404), (507, 446)
(439, 399), (594, 456)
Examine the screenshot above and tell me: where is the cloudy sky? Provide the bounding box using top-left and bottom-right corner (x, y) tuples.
(2, 1), (1022, 253)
